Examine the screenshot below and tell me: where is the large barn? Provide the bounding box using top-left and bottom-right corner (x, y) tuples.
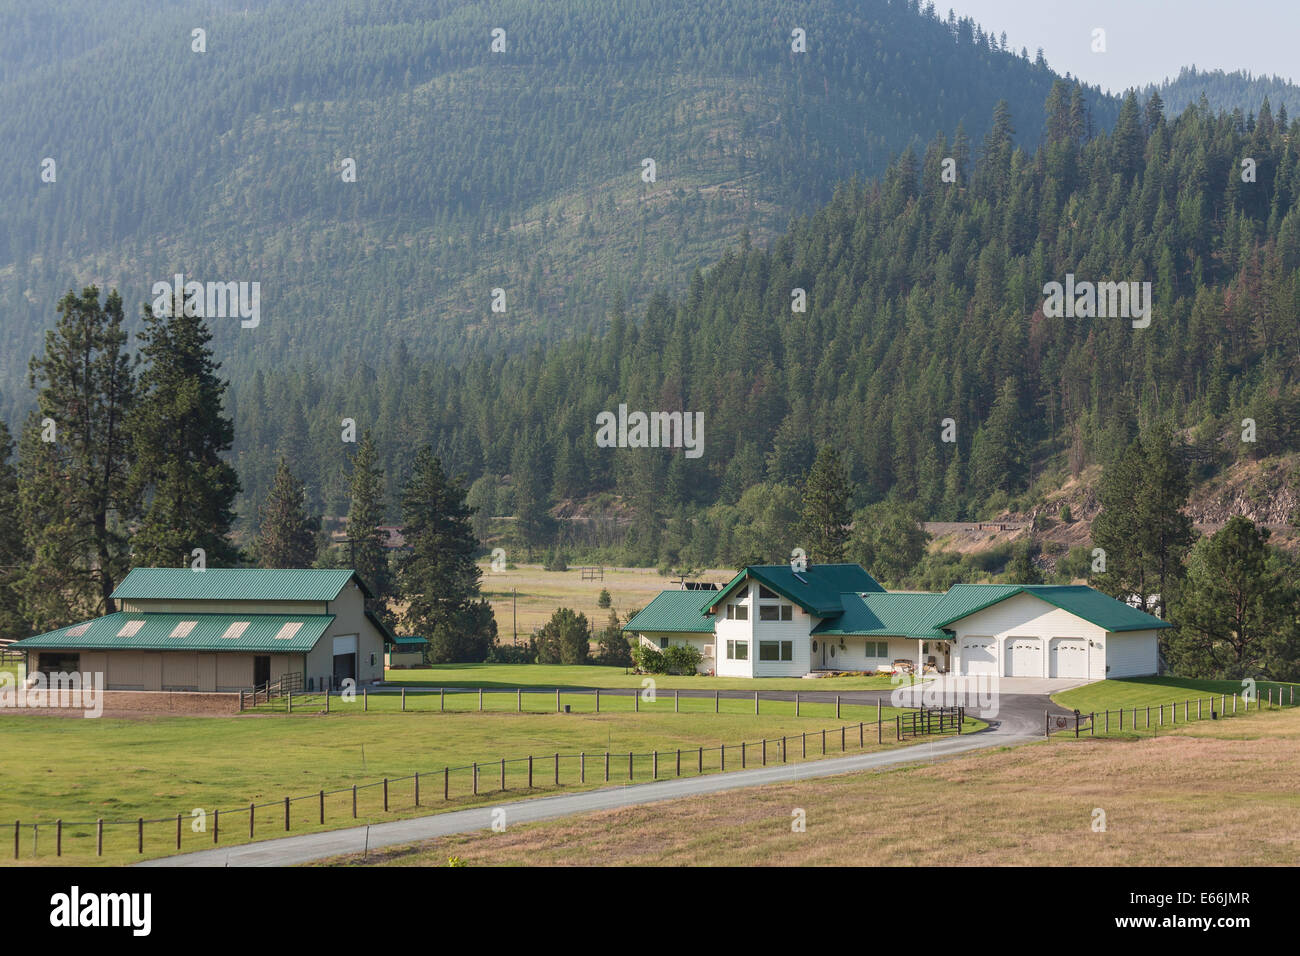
(12, 568), (393, 693)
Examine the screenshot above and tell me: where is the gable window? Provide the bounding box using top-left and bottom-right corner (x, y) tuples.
(759, 603), (794, 622)
(759, 640), (794, 662)
(759, 585), (778, 600)
(726, 639), (749, 661)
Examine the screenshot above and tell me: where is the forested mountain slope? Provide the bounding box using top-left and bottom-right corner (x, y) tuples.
(1151, 67), (1300, 117)
(0, 0), (1117, 425)
(237, 87), (1300, 567)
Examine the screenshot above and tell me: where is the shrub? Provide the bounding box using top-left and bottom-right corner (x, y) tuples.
(596, 611), (633, 666)
(597, 588), (612, 608)
(486, 642), (534, 664)
(662, 644), (703, 675)
(631, 643), (664, 673)
(534, 607), (590, 664)
(544, 548), (569, 572)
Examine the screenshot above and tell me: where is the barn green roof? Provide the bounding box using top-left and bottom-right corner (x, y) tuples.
(112, 567), (371, 603)
(623, 589), (717, 634)
(704, 564), (885, 618)
(929, 584), (1172, 632)
(11, 612), (333, 653)
(813, 593), (948, 639)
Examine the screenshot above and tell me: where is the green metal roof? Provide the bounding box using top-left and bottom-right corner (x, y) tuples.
(813, 592), (948, 639)
(929, 584), (1172, 632)
(623, 589), (717, 634)
(387, 634), (428, 647)
(113, 568), (371, 603)
(704, 564), (885, 618)
(12, 612), (333, 652)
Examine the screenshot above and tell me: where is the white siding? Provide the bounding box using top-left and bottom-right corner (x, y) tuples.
(1104, 629), (1159, 678)
(752, 605), (815, 678)
(714, 587), (754, 677)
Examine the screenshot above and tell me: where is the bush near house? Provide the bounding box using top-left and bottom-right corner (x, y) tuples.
(632, 643), (702, 675)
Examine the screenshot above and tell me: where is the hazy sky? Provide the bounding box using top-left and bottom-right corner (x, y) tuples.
(941, 0), (1298, 93)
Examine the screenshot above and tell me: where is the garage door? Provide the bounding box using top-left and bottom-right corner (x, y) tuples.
(1004, 638), (1042, 678)
(1050, 638), (1088, 679)
(960, 638), (996, 676)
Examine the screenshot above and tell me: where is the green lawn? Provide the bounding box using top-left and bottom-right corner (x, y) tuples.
(0, 698), (966, 866)
(1054, 677), (1299, 714)
(385, 662), (913, 692)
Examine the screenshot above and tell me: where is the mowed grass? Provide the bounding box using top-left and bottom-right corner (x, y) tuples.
(1054, 677), (1299, 714)
(386, 663), (910, 692)
(0, 697), (944, 867)
(321, 706), (1300, 867)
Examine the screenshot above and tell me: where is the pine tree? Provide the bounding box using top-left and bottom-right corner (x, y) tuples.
(254, 458), (318, 568)
(397, 448), (495, 661)
(18, 287), (135, 624)
(345, 431), (391, 617)
(129, 296), (241, 568)
(1168, 517), (1296, 678)
(0, 419), (30, 639)
(801, 445), (854, 563)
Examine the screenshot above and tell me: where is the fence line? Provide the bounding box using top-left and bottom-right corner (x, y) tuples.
(1047, 687), (1294, 739)
(10, 706), (971, 861)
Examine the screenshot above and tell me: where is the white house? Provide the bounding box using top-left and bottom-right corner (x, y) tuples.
(624, 564), (1168, 680)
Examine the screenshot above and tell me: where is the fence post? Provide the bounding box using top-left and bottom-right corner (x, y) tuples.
(1146, 705), (1150, 729)
(1045, 710), (1050, 738)
(755, 691), (759, 715)
(635, 689), (639, 713)
(762, 738), (767, 765)
(803, 732), (807, 757)
(529, 755), (534, 788)
(247, 805), (253, 840)
(57, 819), (62, 857)
(501, 759), (506, 792)
(782, 736), (787, 762)
(213, 808), (219, 843)
(473, 763), (478, 796)
(1119, 708), (1123, 731)
(841, 726), (846, 751)
(859, 721), (864, 747)
(836, 695), (841, 720)
(444, 767), (449, 801)
(139, 817), (145, 854)
(821, 729), (826, 754)
(675, 689), (680, 713)
(1198, 698), (1202, 720)
(321, 788), (326, 821)
(795, 692), (799, 717)
(715, 690), (719, 713)
(1184, 699), (1189, 721)
(517, 688), (522, 712)
(628, 752), (633, 780)
(399, 688), (403, 712)
(288, 692), (292, 713)
(741, 742), (746, 768)
(697, 747), (702, 773)
(284, 797), (290, 830)
(1233, 693), (1238, 714)
(595, 688), (599, 713)
(352, 785), (357, 818)
(383, 779), (389, 811)
(676, 749), (681, 776)
(580, 752), (585, 783)
(440, 687), (444, 712)
(721, 744), (726, 771)
(605, 752), (610, 782)
(479, 688), (483, 712)
(653, 751), (658, 779)
(896, 716), (900, 741)
(556, 689), (561, 713)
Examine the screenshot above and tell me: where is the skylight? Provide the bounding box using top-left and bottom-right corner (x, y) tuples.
(169, 620), (197, 638)
(274, 622), (303, 640)
(116, 620), (145, 637)
(220, 621), (250, 640)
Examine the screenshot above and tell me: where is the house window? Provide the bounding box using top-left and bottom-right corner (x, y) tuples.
(781, 605), (793, 621)
(867, 641), (889, 658)
(659, 637), (669, 649)
(759, 641), (794, 662)
(759, 585), (778, 600)
(726, 640), (749, 661)
(759, 604), (794, 622)
(726, 604), (748, 621)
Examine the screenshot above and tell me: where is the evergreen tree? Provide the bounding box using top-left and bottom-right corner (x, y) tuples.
(254, 458), (318, 568)
(1168, 517), (1297, 679)
(397, 447), (495, 661)
(0, 419), (30, 639)
(801, 446), (854, 563)
(129, 296), (241, 568)
(535, 607), (591, 665)
(345, 431), (391, 617)
(18, 287), (135, 624)
(596, 609), (633, 667)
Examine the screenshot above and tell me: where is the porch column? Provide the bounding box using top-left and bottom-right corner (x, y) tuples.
(918, 639), (923, 677)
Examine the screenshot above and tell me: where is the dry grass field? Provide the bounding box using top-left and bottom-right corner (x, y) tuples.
(321, 706), (1300, 867)
(475, 562), (731, 639)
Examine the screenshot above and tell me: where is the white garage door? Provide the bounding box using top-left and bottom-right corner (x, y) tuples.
(1050, 638), (1088, 679)
(960, 638), (996, 676)
(1004, 638), (1042, 678)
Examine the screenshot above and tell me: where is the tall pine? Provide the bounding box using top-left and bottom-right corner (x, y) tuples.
(345, 430), (391, 617)
(254, 458), (319, 568)
(129, 296), (241, 567)
(18, 287), (135, 625)
(801, 445), (854, 563)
